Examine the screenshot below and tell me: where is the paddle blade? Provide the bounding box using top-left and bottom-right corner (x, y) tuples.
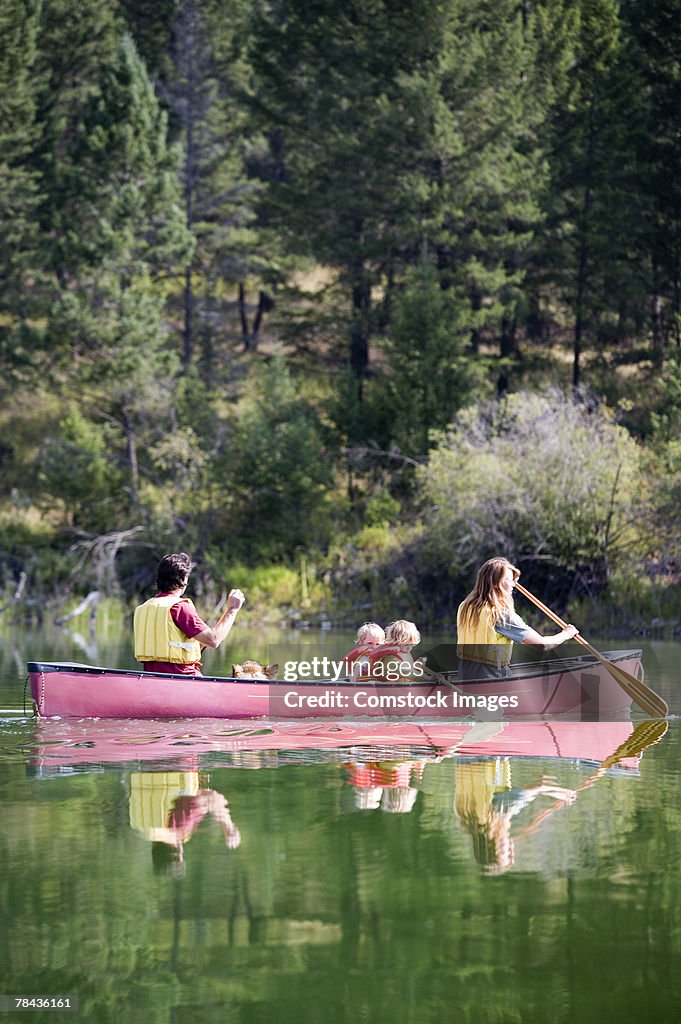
(593, 656), (668, 719)
(599, 718), (668, 770)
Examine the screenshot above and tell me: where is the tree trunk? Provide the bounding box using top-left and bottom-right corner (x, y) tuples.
(183, 262), (193, 366)
(573, 275), (584, 389)
(239, 282), (250, 349)
(240, 287), (274, 352)
(200, 316), (213, 381)
(251, 290), (273, 348)
(469, 285), (482, 353)
(182, 4), (197, 369)
(122, 412), (139, 505)
(650, 261), (663, 364)
(350, 263), (370, 385)
(573, 96), (596, 390)
(497, 315), (517, 394)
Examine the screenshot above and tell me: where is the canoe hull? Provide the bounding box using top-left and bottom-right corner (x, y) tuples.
(27, 651), (642, 720)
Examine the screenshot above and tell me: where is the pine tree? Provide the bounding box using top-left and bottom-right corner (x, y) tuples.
(250, 0), (456, 385)
(424, 0), (564, 392)
(250, 0), (565, 399)
(62, 32), (191, 278)
(220, 353), (337, 560)
(626, 0), (681, 355)
(119, 0), (176, 84)
(44, 33), (193, 505)
(537, 0), (644, 387)
(9, 0), (123, 382)
(0, 0), (43, 384)
(380, 253), (488, 456)
(31, 0), (122, 267)
(164, 0), (268, 372)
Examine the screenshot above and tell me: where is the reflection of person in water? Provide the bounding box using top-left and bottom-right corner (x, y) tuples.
(128, 771), (241, 877)
(344, 759), (426, 814)
(454, 759), (576, 874)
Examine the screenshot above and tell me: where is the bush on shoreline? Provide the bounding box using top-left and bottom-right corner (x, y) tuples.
(1, 385), (678, 635)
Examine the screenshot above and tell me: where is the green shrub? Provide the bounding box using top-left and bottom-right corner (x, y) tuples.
(36, 408), (126, 529)
(352, 524), (399, 556)
(364, 491), (401, 528)
(0, 508), (78, 597)
(217, 353), (342, 561)
(230, 564), (300, 605)
(201, 560), (324, 613)
(418, 389), (645, 595)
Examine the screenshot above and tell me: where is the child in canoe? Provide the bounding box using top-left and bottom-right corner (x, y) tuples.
(366, 620), (425, 681)
(343, 622), (386, 678)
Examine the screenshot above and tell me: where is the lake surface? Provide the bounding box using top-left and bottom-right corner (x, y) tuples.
(1, 624), (680, 1023)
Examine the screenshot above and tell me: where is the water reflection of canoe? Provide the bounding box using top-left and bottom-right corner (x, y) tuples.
(27, 718), (643, 773)
(27, 651), (643, 720)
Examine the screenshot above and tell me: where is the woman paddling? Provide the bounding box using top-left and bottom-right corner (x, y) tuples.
(456, 558), (578, 681)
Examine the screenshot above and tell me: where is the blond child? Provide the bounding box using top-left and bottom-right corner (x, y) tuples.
(343, 622), (386, 679)
(367, 620), (423, 681)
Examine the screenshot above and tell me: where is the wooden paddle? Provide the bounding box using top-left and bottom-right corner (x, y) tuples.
(516, 718), (668, 838)
(577, 717), (668, 781)
(420, 664), (499, 721)
(514, 581), (668, 719)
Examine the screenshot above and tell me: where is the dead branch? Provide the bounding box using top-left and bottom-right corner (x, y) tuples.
(54, 590), (101, 626)
(343, 443), (423, 468)
(0, 572), (27, 614)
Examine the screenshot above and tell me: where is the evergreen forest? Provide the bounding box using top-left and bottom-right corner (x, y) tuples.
(1, 0), (680, 630)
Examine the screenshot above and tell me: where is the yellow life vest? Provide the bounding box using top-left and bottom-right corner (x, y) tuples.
(456, 604), (513, 668)
(128, 771), (200, 840)
(454, 759), (512, 824)
(133, 595), (203, 664)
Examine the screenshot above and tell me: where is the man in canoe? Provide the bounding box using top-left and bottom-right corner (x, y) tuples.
(133, 552), (245, 675)
(457, 557), (578, 681)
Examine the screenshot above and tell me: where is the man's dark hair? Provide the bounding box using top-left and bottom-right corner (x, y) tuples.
(151, 841), (186, 878)
(157, 552), (192, 592)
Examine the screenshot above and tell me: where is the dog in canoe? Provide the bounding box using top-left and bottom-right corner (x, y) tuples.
(231, 660), (279, 680)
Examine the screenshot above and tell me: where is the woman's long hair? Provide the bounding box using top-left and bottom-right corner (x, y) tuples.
(458, 557), (520, 629)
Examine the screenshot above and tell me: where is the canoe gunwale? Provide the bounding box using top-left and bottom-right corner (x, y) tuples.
(27, 649), (643, 688)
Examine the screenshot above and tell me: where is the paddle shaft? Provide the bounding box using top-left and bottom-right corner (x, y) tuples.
(514, 582), (595, 655)
(424, 668), (498, 722)
(513, 581), (668, 718)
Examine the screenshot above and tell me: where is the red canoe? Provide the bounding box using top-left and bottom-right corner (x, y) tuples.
(27, 650), (643, 720)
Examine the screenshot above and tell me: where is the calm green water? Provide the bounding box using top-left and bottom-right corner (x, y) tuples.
(0, 625), (680, 1024)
